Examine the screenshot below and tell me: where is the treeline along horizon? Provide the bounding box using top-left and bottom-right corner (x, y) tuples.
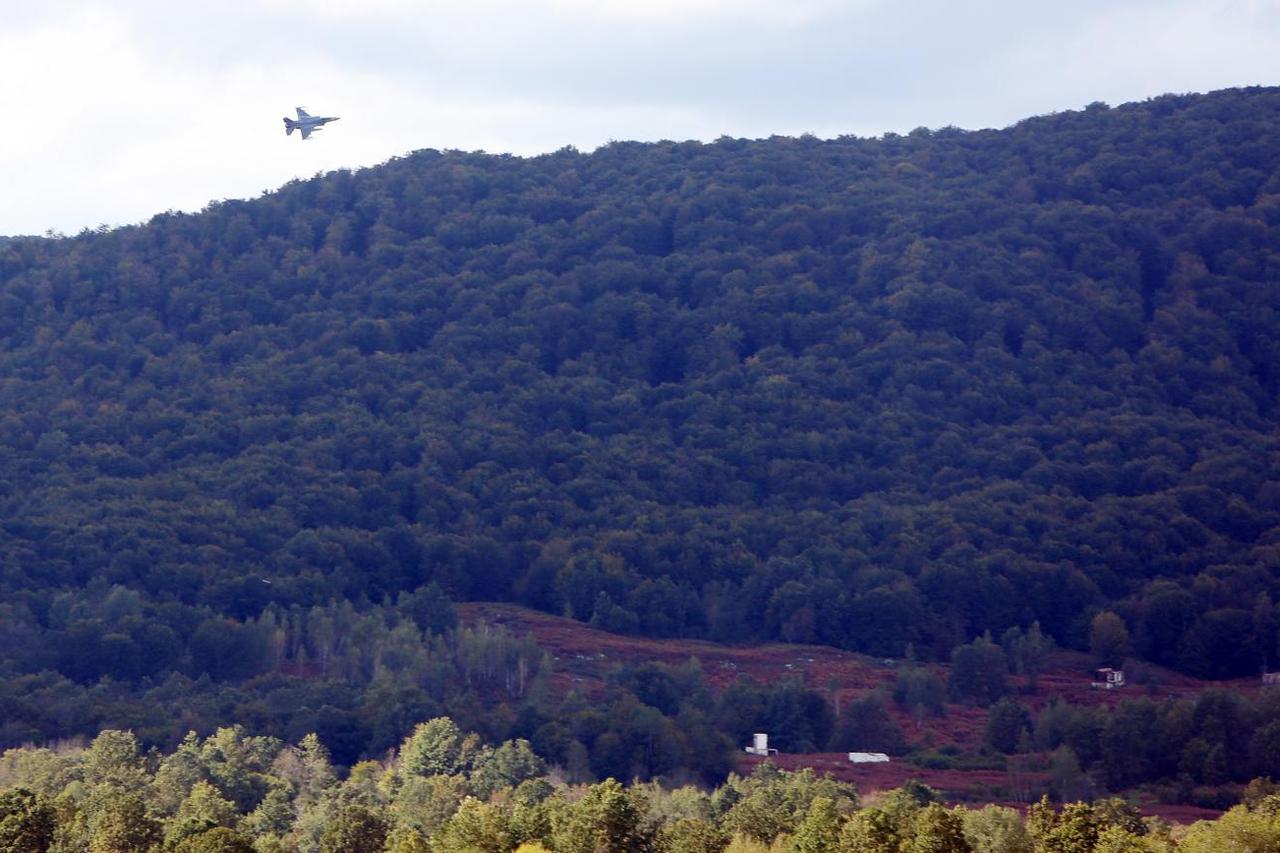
(1, 86), (1280, 705)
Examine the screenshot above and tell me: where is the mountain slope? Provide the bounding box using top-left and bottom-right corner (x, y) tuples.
(2, 87), (1280, 685)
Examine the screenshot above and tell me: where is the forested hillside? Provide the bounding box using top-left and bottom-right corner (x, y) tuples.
(2, 87), (1280, 756)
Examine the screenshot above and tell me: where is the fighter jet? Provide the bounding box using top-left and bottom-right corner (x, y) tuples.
(283, 107), (339, 140)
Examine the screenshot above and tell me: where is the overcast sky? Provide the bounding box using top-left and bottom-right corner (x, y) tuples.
(2, 0), (1278, 236)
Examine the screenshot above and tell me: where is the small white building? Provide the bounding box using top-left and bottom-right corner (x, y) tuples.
(848, 752), (891, 764)
(744, 733), (779, 757)
(1091, 668), (1125, 689)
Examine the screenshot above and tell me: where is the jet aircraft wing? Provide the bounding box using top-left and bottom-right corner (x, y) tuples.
(300, 126), (314, 140)
(296, 107), (311, 119)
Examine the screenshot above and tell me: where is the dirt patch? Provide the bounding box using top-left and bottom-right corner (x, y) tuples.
(460, 601), (894, 691)
(736, 753), (1220, 824)
(459, 602), (1248, 728)
(740, 751), (1034, 802)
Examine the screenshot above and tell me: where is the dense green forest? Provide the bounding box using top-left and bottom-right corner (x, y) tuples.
(5, 719), (1280, 852)
(3, 86), (1280, 778)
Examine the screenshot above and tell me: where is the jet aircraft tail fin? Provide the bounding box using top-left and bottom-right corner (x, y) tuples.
(284, 118), (296, 135)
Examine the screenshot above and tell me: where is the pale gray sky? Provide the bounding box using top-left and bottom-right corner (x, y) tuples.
(2, 0), (1278, 236)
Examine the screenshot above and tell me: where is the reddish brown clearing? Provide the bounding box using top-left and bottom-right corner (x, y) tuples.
(458, 602), (1255, 821)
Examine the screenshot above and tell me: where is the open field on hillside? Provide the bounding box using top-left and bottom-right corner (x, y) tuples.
(459, 601), (1257, 821)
